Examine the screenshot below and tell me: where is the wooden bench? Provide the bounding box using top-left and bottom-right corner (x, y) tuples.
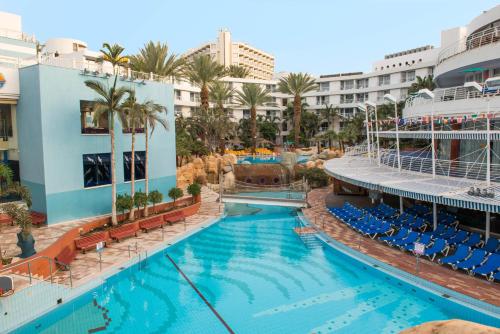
(75, 232), (107, 253)
(31, 211), (47, 226)
(163, 211), (185, 225)
(55, 246), (76, 269)
(0, 213), (13, 225)
(139, 215), (164, 232)
(109, 224), (139, 242)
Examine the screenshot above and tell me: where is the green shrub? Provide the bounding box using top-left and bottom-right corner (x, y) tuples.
(148, 190), (163, 213)
(168, 187), (184, 203)
(116, 194), (134, 216)
(296, 167), (330, 188)
(187, 183), (202, 204)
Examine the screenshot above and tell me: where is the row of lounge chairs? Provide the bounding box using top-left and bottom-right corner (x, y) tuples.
(328, 202), (500, 282)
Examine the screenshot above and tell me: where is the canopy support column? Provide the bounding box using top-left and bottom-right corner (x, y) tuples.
(394, 102), (401, 172)
(431, 104), (436, 178)
(486, 211), (491, 242)
(399, 196), (404, 214)
(374, 105), (381, 166)
(432, 202), (437, 231)
(364, 106), (371, 162)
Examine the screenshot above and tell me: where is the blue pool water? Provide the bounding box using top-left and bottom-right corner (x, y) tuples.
(14, 205), (499, 333)
(237, 155), (310, 164)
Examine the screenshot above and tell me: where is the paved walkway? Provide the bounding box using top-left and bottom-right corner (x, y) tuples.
(52, 187), (223, 287)
(303, 187), (500, 307)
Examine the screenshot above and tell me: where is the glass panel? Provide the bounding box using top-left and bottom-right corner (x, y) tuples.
(123, 151), (146, 182)
(80, 100), (109, 134)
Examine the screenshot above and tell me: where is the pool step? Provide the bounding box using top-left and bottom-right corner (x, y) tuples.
(295, 229), (323, 249)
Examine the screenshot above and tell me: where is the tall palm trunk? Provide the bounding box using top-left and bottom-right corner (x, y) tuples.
(200, 85), (209, 111)
(144, 122), (150, 217)
(110, 127), (117, 225)
(129, 129), (136, 220)
(251, 106), (257, 154)
(293, 95), (301, 147)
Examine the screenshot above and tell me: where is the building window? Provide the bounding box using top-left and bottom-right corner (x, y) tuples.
(243, 110), (250, 119)
(377, 90), (390, 102)
(175, 90), (181, 100)
(190, 92), (200, 102)
(319, 82), (330, 92)
(356, 93), (368, 103)
(356, 79), (368, 89)
(340, 94), (354, 104)
(401, 71), (415, 83)
(123, 151), (146, 182)
(80, 100), (109, 134)
(83, 153), (111, 188)
(0, 104), (13, 139)
(282, 98), (288, 106)
(378, 75), (390, 86)
(340, 80), (354, 90)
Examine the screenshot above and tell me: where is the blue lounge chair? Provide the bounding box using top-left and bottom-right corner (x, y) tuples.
(379, 228), (408, 244)
(446, 230), (468, 245)
(425, 224), (446, 238)
(471, 253), (500, 278)
(391, 231), (419, 248)
(438, 244), (470, 267)
(490, 271), (500, 282)
(439, 227), (457, 240)
(481, 238), (499, 253)
(402, 234), (432, 252)
(463, 233), (482, 248)
(424, 238), (448, 261)
(452, 249), (488, 272)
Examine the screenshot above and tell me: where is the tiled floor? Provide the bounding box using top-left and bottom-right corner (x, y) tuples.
(51, 187), (223, 287)
(303, 187), (500, 307)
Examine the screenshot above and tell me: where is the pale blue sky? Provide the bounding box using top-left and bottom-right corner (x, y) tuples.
(1, 0), (498, 75)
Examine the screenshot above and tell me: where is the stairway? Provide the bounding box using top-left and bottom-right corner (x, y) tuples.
(298, 233), (323, 249)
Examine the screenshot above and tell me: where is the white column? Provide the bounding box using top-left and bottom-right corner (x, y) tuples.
(365, 108), (371, 161)
(485, 211), (491, 242)
(432, 202), (437, 230)
(486, 108), (491, 187)
(399, 196), (404, 214)
(374, 105), (381, 166)
(395, 102), (401, 172)
(431, 104), (436, 178)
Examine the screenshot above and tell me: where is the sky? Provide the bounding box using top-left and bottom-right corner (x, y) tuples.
(1, 0), (499, 75)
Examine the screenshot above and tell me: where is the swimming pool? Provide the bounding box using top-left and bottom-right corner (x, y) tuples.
(14, 205), (500, 333)
(237, 155), (310, 164)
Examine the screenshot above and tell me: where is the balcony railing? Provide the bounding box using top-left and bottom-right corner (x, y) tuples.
(437, 26), (500, 65)
(405, 85), (500, 108)
(379, 149), (500, 183)
(0, 28), (36, 43)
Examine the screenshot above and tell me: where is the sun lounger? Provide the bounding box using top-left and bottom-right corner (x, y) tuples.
(391, 231), (419, 249)
(489, 271), (500, 282)
(452, 249), (488, 272)
(471, 253), (500, 278)
(481, 238), (499, 253)
(379, 228), (408, 244)
(423, 238), (448, 261)
(445, 230), (468, 245)
(438, 244), (470, 267)
(0, 276), (14, 297)
(463, 232), (482, 248)
(402, 234), (432, 252)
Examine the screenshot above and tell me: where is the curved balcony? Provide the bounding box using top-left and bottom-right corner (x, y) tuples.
(325, 145), (500, 213)
(434, 27), (500, 87)
(403, 85), (500, 118)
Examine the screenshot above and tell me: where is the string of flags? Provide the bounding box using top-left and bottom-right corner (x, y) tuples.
(367, 112), (494, 126)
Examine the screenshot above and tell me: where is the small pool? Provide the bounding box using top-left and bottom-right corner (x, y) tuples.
(237, 155), (310, 164)
(14, 205), (500, 333)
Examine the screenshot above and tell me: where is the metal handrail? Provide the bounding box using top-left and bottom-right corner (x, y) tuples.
(405, 85), (500, 109)
(437, 26), (500, 64)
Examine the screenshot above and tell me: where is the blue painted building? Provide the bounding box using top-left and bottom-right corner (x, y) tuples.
(17, 64), (176, 224)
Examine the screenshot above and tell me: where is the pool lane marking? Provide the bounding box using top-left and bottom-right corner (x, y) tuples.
(165, 254), (235, 334)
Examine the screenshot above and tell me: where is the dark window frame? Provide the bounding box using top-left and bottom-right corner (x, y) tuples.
(83, 153), (112, 188)
(123, 151), (146, 182)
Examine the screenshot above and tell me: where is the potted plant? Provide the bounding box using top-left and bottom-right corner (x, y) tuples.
(187, 183), (202, 204)
(148, 190), (163, 214)
(133, 191), (148, 218)
(3, 203), (36, 258)
(168, 187), (183, 207)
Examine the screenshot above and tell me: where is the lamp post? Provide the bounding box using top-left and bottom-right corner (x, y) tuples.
(384, 94), (401, 172)
(366, 101), (380, 166)
(357, 103), (371, 161)
(416, 89), (436, 178)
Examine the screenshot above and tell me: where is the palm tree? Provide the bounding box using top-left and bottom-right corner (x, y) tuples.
(409, 75), (435, 94)
(85, 43), (131, 225)
(129, 41), (185, 81)
(184, 54), (225, 111)
(209, 81), (234, 111)
(278, 73), (317, 147)
(320, 103), (339, 130)
(141, 101), (168, 217)
(121, 93), (144, 220)
(226, 65), (250, 78)
(235, 83), (273, 153)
